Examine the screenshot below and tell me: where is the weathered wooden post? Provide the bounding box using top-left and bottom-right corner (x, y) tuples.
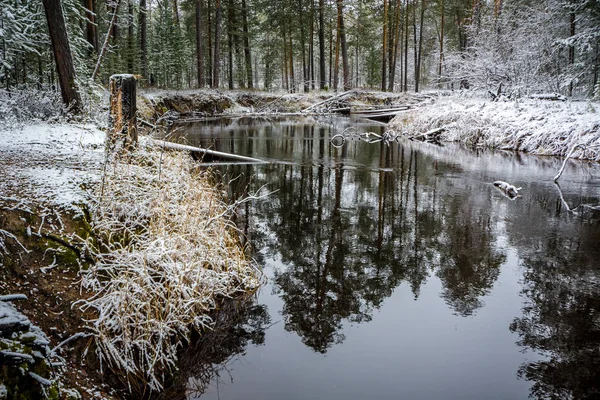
(109, 74), (138, 149)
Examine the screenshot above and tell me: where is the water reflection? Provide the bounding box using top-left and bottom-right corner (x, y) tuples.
(177, 116), (600, 399)
(508, 208), (600, 399)
(150, 301), (270, 400)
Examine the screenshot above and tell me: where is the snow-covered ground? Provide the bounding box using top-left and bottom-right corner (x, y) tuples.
(0, 123), (106, 211)
(389, 95), (600, 161)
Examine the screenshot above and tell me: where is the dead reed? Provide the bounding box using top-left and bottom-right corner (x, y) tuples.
(78, 144), (262, 391)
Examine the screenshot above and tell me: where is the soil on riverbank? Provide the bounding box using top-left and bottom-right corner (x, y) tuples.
(136, 88), (429, 121)
(0, 124), (114, 398)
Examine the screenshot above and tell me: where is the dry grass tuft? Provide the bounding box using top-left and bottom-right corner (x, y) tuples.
(78, 144), (262, 392)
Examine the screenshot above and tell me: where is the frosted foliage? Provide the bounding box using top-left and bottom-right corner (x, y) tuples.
(0, 1), (47, 76)
(445, 0), (600, 96)
(78, 147), (262, 392)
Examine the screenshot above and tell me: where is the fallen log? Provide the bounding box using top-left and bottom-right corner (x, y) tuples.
(301, 90), (354, 113)
(331, 107), (351, 115)
(410, 127), (445, 143)
(528, 93), (567, 101)
(351, 106), (411, 115)
(150, 139), (265, 163)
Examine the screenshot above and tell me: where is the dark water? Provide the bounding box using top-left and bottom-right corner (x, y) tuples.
(173, 116), (600, 400)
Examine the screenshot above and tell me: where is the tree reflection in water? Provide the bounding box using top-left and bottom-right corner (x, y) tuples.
(181, 116), (600, 398)
(206, 118), (507, 353)
(508, 203), (600, 399)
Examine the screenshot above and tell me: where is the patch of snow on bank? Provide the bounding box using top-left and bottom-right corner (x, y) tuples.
(0, 123), (105, 210)
(390, 96), (600, 161)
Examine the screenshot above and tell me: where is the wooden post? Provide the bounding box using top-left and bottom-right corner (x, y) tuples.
(109, 74), (137, 149)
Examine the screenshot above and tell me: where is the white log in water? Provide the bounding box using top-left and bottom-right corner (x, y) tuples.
(150, 139), (265, 163)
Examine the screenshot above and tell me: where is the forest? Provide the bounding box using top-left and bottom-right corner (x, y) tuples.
(1, 0), (599, 105)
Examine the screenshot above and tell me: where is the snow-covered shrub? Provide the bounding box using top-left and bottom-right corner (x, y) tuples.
(0, 89), (63, 127)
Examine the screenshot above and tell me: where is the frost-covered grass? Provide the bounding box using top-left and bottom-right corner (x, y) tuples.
(78, 144), (263, 392)
(389, 95), (600, 161)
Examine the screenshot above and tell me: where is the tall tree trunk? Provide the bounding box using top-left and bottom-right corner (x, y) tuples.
(336, 0), (350, 91)
(389, 0), (402, 91)
(289, 26), (295, 92)
(568, 10), (575, 96)
(241, 0), (253, 88)
(283, 29), (289, 91)
(399, 12), (403, 91)
(172, 0), (181, 27)
(355, 27), (359, 87)
(127, 0), (134, 72)
(412, 1), (417, 90)
(415, 0), (425, 92)
(84, 0), (98, 53)
(471, 0), (481, 30)
(213, 0), (222, 88)
(42, 0), (82, 112)
(319, 0), (326, 89)
(227, 0), (234, 89)
(140, 0), (148, 79)
(207, 5), (213, 87)
(438, 0), (444, 85)
(403, 0), (409, 91)
(594, 44), (600, 97)
(196, 0), (204, 87)
(310, 0), (315, 90)
(382, 0), (388, 91)
(333, 14), (340, 90)
(387, 1), (395, 88)
(299, 0), (309, 92)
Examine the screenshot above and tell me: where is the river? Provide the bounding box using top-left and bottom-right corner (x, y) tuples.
(169, 116), (600, 400)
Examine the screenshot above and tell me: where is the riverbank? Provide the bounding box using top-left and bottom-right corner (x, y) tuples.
(0, 123), (109, 397)
(0, 88), (263, 397)
(388, 94), (600, 161)
(137, 88), (429, 120)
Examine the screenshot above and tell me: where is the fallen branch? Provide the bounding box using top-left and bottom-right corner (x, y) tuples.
(493, 180), (522, 199)
(149, 139), (265, 163)
(0, 294), (28, 302)
(410, 127), (446, 143)
(139, 118), (157, 130)
(50, 332), (92, 356)
(529, 93), (567, 101)
(301, 90), (353, 113)
(92, 0), (121, 81)
(553, 143), (587, 182)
